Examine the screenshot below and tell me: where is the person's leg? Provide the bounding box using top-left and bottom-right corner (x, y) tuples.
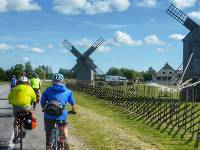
(44, 119), (55, 150)
(63, 123), (70, 150)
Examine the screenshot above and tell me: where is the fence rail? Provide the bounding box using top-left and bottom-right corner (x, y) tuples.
(66, 81), (200, 141)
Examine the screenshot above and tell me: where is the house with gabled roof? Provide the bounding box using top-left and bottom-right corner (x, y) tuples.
(153, 62), (181, 85)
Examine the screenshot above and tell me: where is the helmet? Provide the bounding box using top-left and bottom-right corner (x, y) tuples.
(12, 75), (16, 78)
(53, 73), (64, 82)
(32, 72), (38, 77)
(18, 76), (28, 83)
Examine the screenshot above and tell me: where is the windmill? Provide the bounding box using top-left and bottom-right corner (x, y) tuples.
(62, 37), (105, 81)
(166, 4), (200, 99)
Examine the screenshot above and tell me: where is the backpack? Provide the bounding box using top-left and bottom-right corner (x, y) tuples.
(44, 101), (65, 116)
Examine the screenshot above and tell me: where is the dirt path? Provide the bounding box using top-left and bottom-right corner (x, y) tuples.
(69, 104), (160, 150)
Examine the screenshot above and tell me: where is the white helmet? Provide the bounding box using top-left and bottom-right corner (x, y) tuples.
(18, 76), (28, 83)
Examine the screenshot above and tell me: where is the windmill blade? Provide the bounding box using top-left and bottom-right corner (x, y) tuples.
(181, 80), (200, 90)
(62, 39), (83, 58)
(84, 37), (105, 57)
(178, 49), (194, 87)
(166, 4), (199, 31)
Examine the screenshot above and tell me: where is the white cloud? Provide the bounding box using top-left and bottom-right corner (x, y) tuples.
(31, 47), (44, 53)
(74, 38), (111, 53)
(188, 10), (200, 20)
(97, 45), (111, 53)
(16, 44), (29, 50)
(53, 0), (130, 15)
(144, 35), (165, 45)
(113, 31), (143, 46)
(0, 0), (41, 12)
(169, 34), (185, 41)
(16, 44), (44, 53)
(137, 0), (157, 7)
(156, 48), (165, 52)
(22, 57), (30, 62)
(46, 44), (54, 48)
(170, 0), (197, 9)
(75, 38), (91, 48)
(0, 43), (14, 51)
(62, 49), (69, 55)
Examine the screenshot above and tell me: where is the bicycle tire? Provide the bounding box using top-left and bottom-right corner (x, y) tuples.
(19, 128), (23, 150)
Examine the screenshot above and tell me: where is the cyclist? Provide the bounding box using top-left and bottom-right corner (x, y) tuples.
(41, 73), (76, 150)
(8, 76), (36, 143)
(30, 72), (41, 103)
(10, 75), (17, 90)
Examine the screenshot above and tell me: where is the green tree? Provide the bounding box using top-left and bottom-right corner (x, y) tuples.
(25, 61), (33, 79)
(5, 66), (14, 81)
(58, 68), (74, 79)
(0, 67), (6, 81)
(13, 64), (24, 78)
(39, 65), (53, 79)
(34, 67), (46, 79)
(106, 67), (122, 76)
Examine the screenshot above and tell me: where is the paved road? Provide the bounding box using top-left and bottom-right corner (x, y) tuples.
(0, 84), (45, 150)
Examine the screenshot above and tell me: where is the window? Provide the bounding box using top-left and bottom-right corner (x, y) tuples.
(163, 72), (165, 74)
(169, 72), (172, 74)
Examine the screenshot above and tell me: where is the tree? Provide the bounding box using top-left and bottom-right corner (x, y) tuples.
(13, 64), (24, 78)
(39, 65), (53, 79)
(106, 67), (122, 76)
(0, 67), (5, 81)
(5, 66), (14, 81)
(58, 68), (74, 79)
(25, 61), (33, 79)
(34, 68), (46, 79)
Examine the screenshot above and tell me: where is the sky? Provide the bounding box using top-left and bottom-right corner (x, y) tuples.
(0, 0), (200, 73)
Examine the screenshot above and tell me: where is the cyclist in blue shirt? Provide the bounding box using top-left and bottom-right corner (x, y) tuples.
(41, 73), (76, 150)
(10, 75), (17, 90)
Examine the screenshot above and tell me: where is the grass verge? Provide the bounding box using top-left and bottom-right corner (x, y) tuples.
(68, 92), (199, 150)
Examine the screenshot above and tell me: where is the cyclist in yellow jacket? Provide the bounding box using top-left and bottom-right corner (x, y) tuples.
(30, 72), (41, 104)
(8, 76), (36, 143)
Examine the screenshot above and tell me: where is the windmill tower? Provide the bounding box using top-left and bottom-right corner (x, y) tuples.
(62, 37), (105, 81)
(166, 4), (200, 99)
(167, 4), (200, 82)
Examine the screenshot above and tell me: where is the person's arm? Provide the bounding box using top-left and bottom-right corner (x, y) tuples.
(41, 89), (48, 108)
(30, 87), (36, 103)
(68, 92), (76, 112)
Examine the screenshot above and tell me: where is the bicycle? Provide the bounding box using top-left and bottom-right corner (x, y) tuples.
(14, 112), (28, 150)
(51, 111), (76, 150)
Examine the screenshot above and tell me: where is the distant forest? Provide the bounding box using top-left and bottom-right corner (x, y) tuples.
(0, 61), (156, 82)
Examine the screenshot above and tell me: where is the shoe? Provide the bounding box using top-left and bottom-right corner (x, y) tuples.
(12, 137), (20, 144)
(23, 130), (26, 138)
(64, 142), (70, 150)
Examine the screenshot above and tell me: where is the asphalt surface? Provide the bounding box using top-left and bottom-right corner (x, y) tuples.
(0, 84), (46, 150)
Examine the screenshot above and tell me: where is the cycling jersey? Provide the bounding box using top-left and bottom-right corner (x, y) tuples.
(30, 78), (41, 89)
(8, 84), (36, 107)
(41, 83), (75, 120)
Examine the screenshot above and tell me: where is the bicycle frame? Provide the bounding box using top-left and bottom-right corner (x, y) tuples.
(15, 113), (26, 150)
(52, 121), (66, 150)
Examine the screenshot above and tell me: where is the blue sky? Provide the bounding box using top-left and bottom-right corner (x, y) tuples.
(0, 0), (200, 73)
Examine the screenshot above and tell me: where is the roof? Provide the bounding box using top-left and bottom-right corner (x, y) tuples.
(161, 63), (174, 70)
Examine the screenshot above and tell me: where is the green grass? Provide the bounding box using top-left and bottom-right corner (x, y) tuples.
(68, 92), (199, 150)
(0, 81), (8, 85)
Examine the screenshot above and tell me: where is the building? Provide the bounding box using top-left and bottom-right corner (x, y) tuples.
(154, 63), (181, 85)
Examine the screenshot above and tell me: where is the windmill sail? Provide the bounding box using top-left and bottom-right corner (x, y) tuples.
(166, 4), (199, 31)
(84, 37), (105, 57)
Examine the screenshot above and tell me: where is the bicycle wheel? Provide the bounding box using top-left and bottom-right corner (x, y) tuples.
(19, 128), (23, 150)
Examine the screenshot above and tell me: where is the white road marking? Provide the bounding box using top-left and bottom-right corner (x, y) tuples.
(7, 126), (14, 150)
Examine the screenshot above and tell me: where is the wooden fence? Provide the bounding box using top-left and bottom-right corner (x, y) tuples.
(66, 81), (200, 141)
